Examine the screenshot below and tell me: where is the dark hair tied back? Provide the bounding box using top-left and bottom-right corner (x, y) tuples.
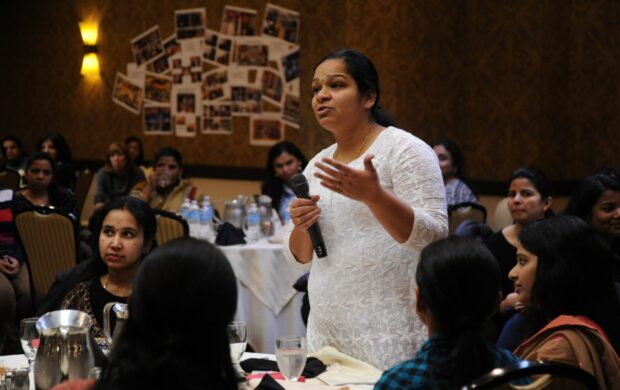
(317, 49), (395, 127)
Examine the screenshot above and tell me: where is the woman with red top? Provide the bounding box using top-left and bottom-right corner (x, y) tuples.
(510, 215), (620, 389)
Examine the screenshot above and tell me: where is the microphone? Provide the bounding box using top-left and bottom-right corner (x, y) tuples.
(290, 173), (327, 258)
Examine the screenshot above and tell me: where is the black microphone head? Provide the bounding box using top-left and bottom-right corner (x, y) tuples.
(291, 173), (309, 196)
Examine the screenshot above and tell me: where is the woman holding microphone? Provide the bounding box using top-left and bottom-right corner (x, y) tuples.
(284, 49), (447, 370)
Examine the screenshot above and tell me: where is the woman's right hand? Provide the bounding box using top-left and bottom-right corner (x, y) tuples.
(0, 256), (20, 277)
(289, 195), (321, 232)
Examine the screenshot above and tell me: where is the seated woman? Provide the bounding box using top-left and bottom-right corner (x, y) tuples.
(0, 189), (32, 354)
(15, 152), (76, 216)
(565, 170), (620, 288)
(483, 167), (553, 318)
(51, 238), (240, 390)
(94, 142), (145, 211)
(375, 236), (523, 389)
(37, 132), (76, 190)
(510, 215), (620, 389)
(131, 147), (202, 213)
(124, 135), (152, 177)
(38, 197), (156, 340)
(261, 141), (307, 224)
(431, 139), (478, 207)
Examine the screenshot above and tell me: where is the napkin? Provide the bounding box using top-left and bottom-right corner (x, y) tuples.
(215, 222), (246, 246)
(309, 346), (381, 386)
(241, 357), (326, 378)
(254, 374), (286, 390)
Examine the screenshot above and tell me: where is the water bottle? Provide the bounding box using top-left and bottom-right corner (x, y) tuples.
(179, 198), (191, 220)
(199, 196), (215, 242)
(244, 202), (261, 243)
(188, 200), (201, 238)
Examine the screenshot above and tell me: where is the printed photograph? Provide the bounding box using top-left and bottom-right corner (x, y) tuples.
(231, 86), (262, 115)
(131, 25), (164, 66)
(174, 114), (198, 137)
(150, 54), (170, 74)
(261, 69), (283, 104)
(175, 8), (206, 39)
(163, 34), (181, 57)
(202, 102), (233, 134)
(220, 5), (257, 36)
(112, 72), (143, 115)
(262, 3), (300, 44)
(281, 49), (300, 82)
(282, 94), (300, 126)
(250, 117), (283, 145)
(202, 69), (228, 100)
(144, 72), (172, 103)
(203, 30), (234, 66)
(143, 105), (172, 133)
(236, 41), (269, 66)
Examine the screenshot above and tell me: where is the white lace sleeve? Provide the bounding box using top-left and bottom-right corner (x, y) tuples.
(390, 136), (448, 249)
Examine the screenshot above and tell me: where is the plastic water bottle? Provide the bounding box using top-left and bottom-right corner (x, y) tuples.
(245, 202), (261, 243)
(179, 198), (191, 220)
(199, 196), (215, 242)
(188, 200), (201, 238)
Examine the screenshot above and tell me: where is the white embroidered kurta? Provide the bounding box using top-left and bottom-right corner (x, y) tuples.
(283, 127), (448, 370)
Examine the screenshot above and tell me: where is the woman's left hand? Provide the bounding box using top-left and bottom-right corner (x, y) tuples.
(314, 154), (382, 205)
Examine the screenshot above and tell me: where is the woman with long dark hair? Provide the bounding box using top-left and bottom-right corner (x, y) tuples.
(50, 238), (241, 390)
(510, 215), (620, 388)
(37, 132), (76, 190)
(565, 170), (620, 287)
(484, 167), (553, 313)
(375, 236), (523, 389)
(285, 49), (447, 369)
(16, 152), (76, 216)
(93, 238), (240, 390)
(39, 197), (156, 340)
(261, 141), (308, 223)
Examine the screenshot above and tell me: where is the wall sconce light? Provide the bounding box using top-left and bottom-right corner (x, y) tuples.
(79, 21), (99, 76)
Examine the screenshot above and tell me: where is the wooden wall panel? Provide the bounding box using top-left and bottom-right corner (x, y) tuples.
(0, 0), (618, 182)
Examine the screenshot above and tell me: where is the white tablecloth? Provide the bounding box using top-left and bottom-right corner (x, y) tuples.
(218, 239), (307, 353)
(0, 354), (32, 389)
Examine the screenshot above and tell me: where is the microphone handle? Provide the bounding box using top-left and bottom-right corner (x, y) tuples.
(298, 191), (328, 258)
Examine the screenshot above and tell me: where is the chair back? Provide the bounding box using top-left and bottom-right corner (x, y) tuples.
(463, 360), (598, 390)
(448, 202), (487, 235)
(493, 197), (513, 231)
(14, 206), (79, 300)
(74, 169), (93, 222)
(154, 209), (189, 245)
(0, 169), (20, 191)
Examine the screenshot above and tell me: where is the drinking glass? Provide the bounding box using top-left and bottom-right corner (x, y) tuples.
(19, 317), (39, 372)
(227, 321), (247, 372)
(275, 336), (307, 382)
(157, 173), (171, 188)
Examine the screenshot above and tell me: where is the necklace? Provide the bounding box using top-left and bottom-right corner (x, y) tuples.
(333, 128), (372, 162)
(103, 275), (109, 290)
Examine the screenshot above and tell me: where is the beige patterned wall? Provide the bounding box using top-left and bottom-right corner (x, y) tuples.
(1, 0), (618, 181)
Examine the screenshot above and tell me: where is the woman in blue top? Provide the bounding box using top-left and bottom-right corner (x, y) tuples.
(375, 236), (523, 389)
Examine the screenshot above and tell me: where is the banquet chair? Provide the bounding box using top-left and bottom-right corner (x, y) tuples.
(14, 206), (79, 303)
(74, 168), (93, 221)
(0, 169), (20, 191)
(493, 197), (513, 232)
(463, 360), (598, 390)
(448, 202), (487, 235)
(154, 209), (189, 245)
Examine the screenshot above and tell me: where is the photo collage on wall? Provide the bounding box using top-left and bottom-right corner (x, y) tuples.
(112, 3), (300, 145)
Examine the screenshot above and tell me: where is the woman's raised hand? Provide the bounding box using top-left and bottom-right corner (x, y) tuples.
(314, 154), (382, 204)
